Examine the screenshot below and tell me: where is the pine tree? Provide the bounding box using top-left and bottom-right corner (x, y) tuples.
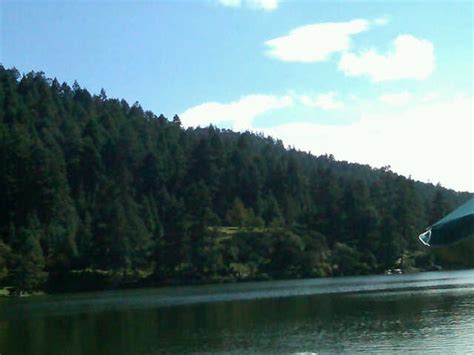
(226, 198), (250, 227)
(429, 189), (450, 225)
(9, 215), (47, 294)
(0, 240), (11, 285)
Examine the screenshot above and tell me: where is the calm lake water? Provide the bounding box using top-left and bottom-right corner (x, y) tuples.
(1, 270), (474, 354)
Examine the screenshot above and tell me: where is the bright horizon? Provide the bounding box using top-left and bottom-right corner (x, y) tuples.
(1, 0), (472, 192)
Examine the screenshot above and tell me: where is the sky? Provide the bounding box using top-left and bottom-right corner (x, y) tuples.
(1, 0), (473, 192)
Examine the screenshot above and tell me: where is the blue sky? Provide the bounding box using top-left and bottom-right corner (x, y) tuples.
(1, 0), (473, 191)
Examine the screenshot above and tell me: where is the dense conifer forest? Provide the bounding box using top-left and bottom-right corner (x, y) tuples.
(0, 66), (472, 294)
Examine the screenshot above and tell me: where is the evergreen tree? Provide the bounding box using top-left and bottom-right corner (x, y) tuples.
(9, 215), (47, 294)
(0, 240), (11, 285)
(429, 188), (450, 225)
(226, 198), (250, 227)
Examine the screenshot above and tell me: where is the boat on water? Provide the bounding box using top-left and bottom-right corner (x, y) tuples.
(385, 268), (403, 275)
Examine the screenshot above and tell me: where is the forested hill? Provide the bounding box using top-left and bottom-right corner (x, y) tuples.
(0, 67), (471, 294)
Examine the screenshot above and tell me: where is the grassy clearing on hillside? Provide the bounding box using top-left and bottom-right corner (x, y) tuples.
(210, 226), (266, 234)
(209, 226), (268, 242)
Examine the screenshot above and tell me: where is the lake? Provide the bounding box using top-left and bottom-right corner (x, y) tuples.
(1, 270), (474, 354)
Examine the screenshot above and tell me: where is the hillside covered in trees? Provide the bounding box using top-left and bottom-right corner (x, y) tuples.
(0, 66), (472, 294)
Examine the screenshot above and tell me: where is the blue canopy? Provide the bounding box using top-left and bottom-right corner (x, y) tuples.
(419, 197), (474, 247)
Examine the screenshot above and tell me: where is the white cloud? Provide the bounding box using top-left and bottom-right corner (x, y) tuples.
(300, 92), (343, 110)
(263, 97), (473, 192)
(180, 94), (293, 131)
(264, 19), (381, 63)
(217, 0), (278, 11)
(421, 92), (439, 102)
(338, 34), (435, 82)
(218, 0), (241, 8)
(379, 91), (412, 106)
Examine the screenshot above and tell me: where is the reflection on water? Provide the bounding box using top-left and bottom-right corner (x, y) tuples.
(1, 270), (474, 354)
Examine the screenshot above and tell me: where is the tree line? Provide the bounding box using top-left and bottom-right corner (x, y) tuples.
(0, 66), (471, 294)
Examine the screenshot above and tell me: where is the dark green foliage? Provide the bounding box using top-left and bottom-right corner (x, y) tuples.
(8, 215), (48, 293)
(0, 66), (472, 293)
(429, 188), (450, 225)
(332, 242), (369, 276)
(0, 240), (11, 284)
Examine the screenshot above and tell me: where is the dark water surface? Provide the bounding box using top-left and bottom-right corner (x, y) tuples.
(1, 270), (474, 354)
